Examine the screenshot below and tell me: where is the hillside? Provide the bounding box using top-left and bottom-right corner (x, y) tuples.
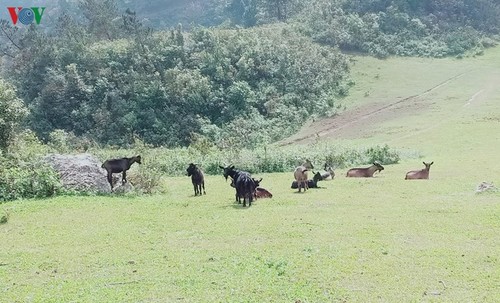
(280, 47), (500, 161)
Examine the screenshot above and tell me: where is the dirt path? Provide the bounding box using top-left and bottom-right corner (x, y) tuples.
(278, 73), (467, 146)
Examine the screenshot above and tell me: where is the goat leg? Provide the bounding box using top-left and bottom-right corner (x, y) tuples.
(107, 173), (113, 190)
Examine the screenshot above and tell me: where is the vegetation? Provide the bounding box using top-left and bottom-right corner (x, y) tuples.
(0, 79), (28, 152)
(298, 0), (500, 58)
(2, 0), (499, 150)
(2, 20), (350, 148)
(0, 33), (499, 303)
(0, 131), (61, 202)
(88, 139), (401, 177)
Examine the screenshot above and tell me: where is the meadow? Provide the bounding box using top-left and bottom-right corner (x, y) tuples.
(1, 47), (500, 302)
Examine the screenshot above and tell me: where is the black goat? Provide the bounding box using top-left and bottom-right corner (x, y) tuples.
(231, 177), (264, 201)
(101, 155), (141, 188)
(291, 171), (323, 189)
(186, 163), (206, 196)
(220, 165), (256, 207)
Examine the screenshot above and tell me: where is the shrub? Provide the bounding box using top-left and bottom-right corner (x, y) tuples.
(0, 130), (62, 201)
(364, 144), (400, 165)
(91, 143), (406, 177)
(0, 160), (61, 202)
(128, 167), (163, 195)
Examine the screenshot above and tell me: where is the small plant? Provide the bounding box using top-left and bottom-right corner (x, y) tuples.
(0, 209), (9, 224)
(128, 167), (163, 195)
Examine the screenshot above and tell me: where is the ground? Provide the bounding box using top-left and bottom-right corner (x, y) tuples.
(280, 53), (500, 149)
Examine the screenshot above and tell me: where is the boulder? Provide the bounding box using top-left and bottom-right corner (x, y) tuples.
(43, 153), (111, 194)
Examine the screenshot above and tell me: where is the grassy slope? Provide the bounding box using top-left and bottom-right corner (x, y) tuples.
(1, 49), (500, 302)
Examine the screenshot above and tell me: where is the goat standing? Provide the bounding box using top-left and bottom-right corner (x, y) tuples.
(294, 160), (314, 192)
(101, 155), (142, 189)
(186, 163), (206, 196)
(220, 165), (256, 207)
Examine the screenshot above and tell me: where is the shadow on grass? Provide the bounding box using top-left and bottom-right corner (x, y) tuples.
(219, 201), (256, 209)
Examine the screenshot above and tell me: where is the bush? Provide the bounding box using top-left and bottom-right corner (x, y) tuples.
(0, 160), (61, 202)
(364, 144), (400, 165)
(128, 167), (163, 195)
(0, 130), (62, 202)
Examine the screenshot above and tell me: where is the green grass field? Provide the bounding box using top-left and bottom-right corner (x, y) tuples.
(1, 47), (500, 302)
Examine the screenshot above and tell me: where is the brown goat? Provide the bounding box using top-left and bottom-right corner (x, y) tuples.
(294, 160), (314, 192)
(346, 162), (384, 178)
(255, 187), (273, 198)
(405, 162), (434, 180)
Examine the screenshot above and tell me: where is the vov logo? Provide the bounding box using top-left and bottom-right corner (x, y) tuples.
(7, 7), (46, 25)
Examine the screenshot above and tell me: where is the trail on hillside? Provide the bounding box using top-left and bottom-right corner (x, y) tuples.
(386, 70), (499, 143)
(278, 73), (467, 146)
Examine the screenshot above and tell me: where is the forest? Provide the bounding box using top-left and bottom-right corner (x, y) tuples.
(1, 0), (499, 150)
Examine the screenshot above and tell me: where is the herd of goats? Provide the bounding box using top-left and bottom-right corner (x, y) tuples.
(100, 155), (434, 207)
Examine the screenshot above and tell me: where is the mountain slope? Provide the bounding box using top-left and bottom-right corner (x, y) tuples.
(280, 49), (500, 155)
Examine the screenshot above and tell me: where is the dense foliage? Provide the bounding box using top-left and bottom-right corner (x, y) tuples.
(0, 131), (61, 202)
(299, 0), (500, 57)
(1, 0), (498, 150)
(0, 80), (28, 152)
(3, 11), (351, 147)
(109, 0), (500, 58)
(0, 0), (497, 161)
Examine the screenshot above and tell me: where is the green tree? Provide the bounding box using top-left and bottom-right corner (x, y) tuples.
(0, 79), (28, 151)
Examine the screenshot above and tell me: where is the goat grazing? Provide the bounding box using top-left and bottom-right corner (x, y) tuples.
(346, 162), (384, 178)
(186, 163), (206, 196)
(291, 171), (324, 189)
(220, 165), (256, 207)
(101, 155), (141, 188)
(405, 162), (434, 180)
(293, 160), (314, 193)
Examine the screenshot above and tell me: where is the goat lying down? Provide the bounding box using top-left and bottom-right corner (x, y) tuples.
(405, 162), (433, 180)
(346, 162), (384, 178)
(291, 171), (323, 189)
(321, 164), (335, 180)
